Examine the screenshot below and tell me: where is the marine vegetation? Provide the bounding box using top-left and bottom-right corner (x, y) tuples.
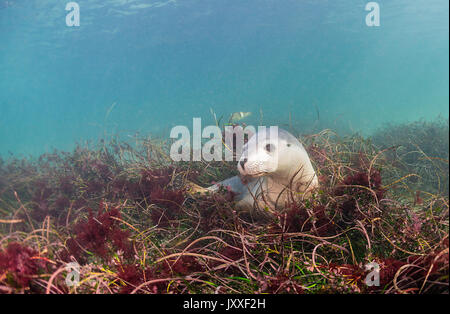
(371, 118), (449, 196)
(0, 119), (448, 294)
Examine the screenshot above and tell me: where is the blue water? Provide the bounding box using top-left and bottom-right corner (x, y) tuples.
(0, 0), (448, 158)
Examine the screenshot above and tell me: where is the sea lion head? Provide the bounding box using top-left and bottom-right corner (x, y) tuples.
(238, 128), (318, 192)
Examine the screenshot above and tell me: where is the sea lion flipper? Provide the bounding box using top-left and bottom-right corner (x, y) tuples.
(208, 175), (252, 196)
(185, 181), (210, 195)
(186, 175), (250, 198)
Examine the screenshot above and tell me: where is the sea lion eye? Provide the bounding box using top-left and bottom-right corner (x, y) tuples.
(287, 143), (291, 147)
(265, 143), (275, 152)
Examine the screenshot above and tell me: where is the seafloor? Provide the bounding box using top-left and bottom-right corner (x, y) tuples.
(0, 119), (448, 294)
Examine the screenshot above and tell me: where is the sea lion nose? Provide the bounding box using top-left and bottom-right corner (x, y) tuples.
(240, 158), (248, 169)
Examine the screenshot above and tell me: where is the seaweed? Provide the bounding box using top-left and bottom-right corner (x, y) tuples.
(0, 120), (448, 294)
(371, 118), (449, 195)
(0, 242), (48, 291)
(65, 202), (133, 263)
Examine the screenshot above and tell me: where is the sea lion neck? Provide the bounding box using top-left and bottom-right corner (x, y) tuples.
(265, 171), (295, 187)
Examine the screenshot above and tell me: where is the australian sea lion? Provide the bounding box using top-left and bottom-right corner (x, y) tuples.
(208, 128), (318, 218)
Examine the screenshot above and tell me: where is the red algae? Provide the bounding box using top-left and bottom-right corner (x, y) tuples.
(278, 203), (335, 236)
(116, 264), (161, 294)
(161, 255), (204, 276)
(66, 202), (132, 262)
(0, 127), (447, 294)
(0, 242), (47, 288)
(334, 168), (385, 222)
